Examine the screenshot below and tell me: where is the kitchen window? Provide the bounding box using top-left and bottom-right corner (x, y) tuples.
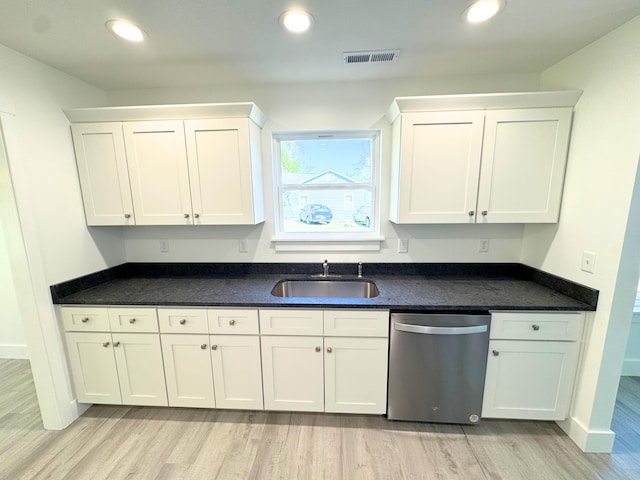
(272, 130), (381, 247)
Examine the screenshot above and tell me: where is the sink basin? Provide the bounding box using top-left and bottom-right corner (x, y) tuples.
(271, 279), (379, 299)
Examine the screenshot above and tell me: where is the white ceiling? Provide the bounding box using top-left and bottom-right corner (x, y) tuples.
(0, 0), (639, 91)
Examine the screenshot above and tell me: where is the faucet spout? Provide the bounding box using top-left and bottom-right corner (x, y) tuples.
(322, 259), (329, 277)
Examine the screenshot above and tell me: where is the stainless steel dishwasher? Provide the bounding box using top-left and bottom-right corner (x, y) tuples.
(387, 312), (491, 424)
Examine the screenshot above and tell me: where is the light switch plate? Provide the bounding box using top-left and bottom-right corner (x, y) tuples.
(478, 238), (489, 253)
(159, 239), (169, 253)
(238, 239), (249, 253)
(398, 238), (409, 253)
(581, 251), (596, 273)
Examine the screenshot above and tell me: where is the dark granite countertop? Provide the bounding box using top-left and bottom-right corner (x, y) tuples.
(50, 263), (598, 312)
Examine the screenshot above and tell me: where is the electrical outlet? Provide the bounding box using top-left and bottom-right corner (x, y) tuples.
(398, 238), (409, 253)
(581, 251), (596, 273)
(478, 239), (489, 253)
(159, 239), (169, 253)
(238, 239), (248, 253)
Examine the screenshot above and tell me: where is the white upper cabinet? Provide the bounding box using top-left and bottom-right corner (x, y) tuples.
(185, 118), (264, 225)
(388, 91), (581, 224)
(65, 103), (266, 226)
(70, 123), (134, 225)
(123, 120), (193, 225)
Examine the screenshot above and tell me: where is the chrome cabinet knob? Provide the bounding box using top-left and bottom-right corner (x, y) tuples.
(211, 344), (218, 350)
(481, 210), (488, 216)
(103, 342), (110, 348)
(179, 319), (187, 325)
(201, 344), (207, 350)
(315, 346), (321, 352)
(468, 210), (475, 216)
(129, 318), (136, 324)
(229, 319), (236, 326)
(532, 324), (540, 331)
(113, 341), (121, 347)
(184, 213), (190, 219)
(194, 213), (200, 219)
(326, 347), (333, 353)
(81, 317), (89, 323)
(124, 213), (131, 219)
(492, 350), (499, 356)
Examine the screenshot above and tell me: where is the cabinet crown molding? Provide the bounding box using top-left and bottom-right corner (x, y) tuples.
(64, 102), (266, 127)
(387, 90), (582, 123)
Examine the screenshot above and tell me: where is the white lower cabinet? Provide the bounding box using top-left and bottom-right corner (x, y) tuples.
(482, 311), (583, 421)
(324, 336), (388, 414)
(65, 331), (167, 406)
(261, 335), (325, 412)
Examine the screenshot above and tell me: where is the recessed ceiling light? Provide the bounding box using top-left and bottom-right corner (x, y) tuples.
(106, 19), (146, 42)
(464, 0), (504, 24)
(279, 9), (314, 34)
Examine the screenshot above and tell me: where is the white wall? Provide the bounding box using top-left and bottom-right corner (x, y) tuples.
(0, 43), (126, 429)
(109, 74), (538, 264)
(521, 16), (640, 452)
(0, 139), (27, 358)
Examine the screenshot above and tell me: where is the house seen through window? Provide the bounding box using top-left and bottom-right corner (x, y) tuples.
(273, 131), (379, 238)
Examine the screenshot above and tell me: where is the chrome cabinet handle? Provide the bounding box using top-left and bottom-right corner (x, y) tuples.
(179, 319), (187, 325)
(315, 346), (321, 352)
(124, 213), (131, 219)
(326, 347), (333, 353)
(481, 210), (488, 216)
(184, 213), (190, 219)
(194, 213), (200, 219)
(532, 324), (540, 331)
(211, 345), (218, 350)
(81, 317), (89, 323)
(229, 319), (236, 326)
(468, 210), (475, 216)
(492, 350), (499, 356)
(113, 341), (121, 347)
(129, 318), (136, 324)
(201, 344), (207, 350)
(103, 342), (110, 348)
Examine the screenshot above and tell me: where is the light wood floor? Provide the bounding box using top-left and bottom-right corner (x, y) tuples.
(1, 359), (639, 480)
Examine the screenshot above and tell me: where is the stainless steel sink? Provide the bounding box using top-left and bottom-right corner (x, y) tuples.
(271, 279), (379, 299)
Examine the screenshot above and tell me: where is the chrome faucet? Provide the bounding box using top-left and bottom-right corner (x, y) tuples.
(357, 262), (363, 278)
(322, 259), (329, 277)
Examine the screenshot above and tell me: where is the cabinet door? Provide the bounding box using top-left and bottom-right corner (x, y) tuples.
(161, 334), (215, 408)
(185, 119), (263, 225)
(392, 111), (484, 223)
(65, 332), (121, 404)
(482, 340), (579, 420)
(71, 123), (134, 225)
(261, 336), (324, 412)
(210, 335), (263, 410)
(324, 337), (388, 414)
(123, 121), (193, 225)
(112, 333), (168, 406)
(477, 108), (572, 223)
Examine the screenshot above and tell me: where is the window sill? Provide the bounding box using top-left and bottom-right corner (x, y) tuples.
(272, 235), (384, 252)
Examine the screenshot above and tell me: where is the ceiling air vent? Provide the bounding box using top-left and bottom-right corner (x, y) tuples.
(343, 49), (400, 64)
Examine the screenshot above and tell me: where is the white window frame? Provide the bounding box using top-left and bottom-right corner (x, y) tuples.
(271, 130), (382, 249)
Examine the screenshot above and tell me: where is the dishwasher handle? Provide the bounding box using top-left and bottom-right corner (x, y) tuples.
(394, 322), (488, 335)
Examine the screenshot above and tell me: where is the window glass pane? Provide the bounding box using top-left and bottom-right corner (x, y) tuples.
(280, 138), (373, 185)
(282, 189), (372, 233)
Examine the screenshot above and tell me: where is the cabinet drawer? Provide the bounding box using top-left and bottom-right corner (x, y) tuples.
(259, 309), (323, 336)
(108, 308), (159, 332)
(490, 312), (584, 341)
(323, 310), (389, 337)
(61, 307), (110, 332)
(158, 308), (208, 334)
(208, 309), (259, 334)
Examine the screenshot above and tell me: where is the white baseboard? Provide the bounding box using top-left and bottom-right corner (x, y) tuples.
(621, 359), (640, 376)
(0, 344), (29, 359)
(556, 416), (616, 453)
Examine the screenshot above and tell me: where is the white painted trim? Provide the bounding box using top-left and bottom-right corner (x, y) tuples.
(0, 95), (16, 115)
(387, 90), (583, 122)
(621, 359), (640, 376)
(63, 102), (266, 127)
(556, 416), (616, 453)
(0, 344), (29, 359)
